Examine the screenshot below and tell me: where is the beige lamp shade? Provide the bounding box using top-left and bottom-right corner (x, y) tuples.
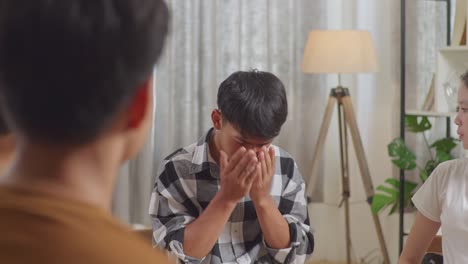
(301, 30), (378, 73)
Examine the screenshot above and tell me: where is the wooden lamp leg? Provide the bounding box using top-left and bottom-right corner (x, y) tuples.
(306, 95), (337, 197)
(342, 96), (391, 264)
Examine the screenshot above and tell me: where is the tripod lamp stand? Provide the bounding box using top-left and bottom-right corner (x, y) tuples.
(301, 30), (390, 264)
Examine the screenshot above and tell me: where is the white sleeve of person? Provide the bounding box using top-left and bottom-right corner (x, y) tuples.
(411, 161), (448, 223)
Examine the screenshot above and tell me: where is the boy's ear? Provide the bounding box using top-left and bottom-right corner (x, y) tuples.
(127, 79), (152, 129)
(211, 109), (222, 129)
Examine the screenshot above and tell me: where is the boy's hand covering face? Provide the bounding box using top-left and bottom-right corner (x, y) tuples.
(249, 146), (275, 205)
(218, 147), (259, 204)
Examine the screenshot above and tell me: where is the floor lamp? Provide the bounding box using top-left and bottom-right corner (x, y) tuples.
(301, 30), (390, 264)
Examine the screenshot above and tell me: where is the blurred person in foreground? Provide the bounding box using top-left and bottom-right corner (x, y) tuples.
(0, 112), (14, 175)
(0, 0), (171, 263)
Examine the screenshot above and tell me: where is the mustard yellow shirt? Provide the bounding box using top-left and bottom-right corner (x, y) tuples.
(0, 185), (169, 264)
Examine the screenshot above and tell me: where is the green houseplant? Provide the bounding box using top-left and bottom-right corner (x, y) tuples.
(371, 115), (458, 215)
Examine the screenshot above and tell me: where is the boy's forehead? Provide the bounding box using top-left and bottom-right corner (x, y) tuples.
(237, 131), (272, 145)
(225, 122), (273, 144)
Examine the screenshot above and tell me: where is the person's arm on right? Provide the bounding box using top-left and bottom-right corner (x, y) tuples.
(400, 161), (448, 264)
(183, 148), (259, 259)
(399, 212), (440, 264)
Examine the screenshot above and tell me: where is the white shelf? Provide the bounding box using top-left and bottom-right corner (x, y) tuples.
(436, 48), (468, 113)
(405, 110), (456, 118)
(439, 46), (468, 52)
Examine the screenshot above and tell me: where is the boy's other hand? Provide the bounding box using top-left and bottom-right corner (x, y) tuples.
(249, 146), (275, 206)
(218, 147), (259, 205)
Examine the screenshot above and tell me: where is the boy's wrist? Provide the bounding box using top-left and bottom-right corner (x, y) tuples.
(214, 191), (238, 209)
(251, 194), (274, 209)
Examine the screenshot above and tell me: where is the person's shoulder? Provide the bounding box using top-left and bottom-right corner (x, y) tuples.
(435, 158), (468, 181)
(423, 158), (468, 190)
(75, 231), (170, 264)
(86, 224), (170, 264)
(0, 195), (171, 264)
(435, 158), (468, 174)
(159, 142), (198, 172)
(272, 145), (295, 160)
(163, 142), (197, 162)
(156, 142), (200, 185)
(68, 211), (171, 263)
(272, 145), (303, 180)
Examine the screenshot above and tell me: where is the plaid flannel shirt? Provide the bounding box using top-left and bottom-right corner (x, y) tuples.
(149, 129), (314, 264)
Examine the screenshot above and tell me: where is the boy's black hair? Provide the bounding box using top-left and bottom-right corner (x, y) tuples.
(0, 0), (169, 144)
(217, 70), (288, 139)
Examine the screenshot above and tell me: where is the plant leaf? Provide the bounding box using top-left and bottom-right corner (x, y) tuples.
(435, 151), (452, 163)
(403, 180), (417, 203)
(376, 185), (398, 198)
(372, 179), (418, 215)
(384, 178), (400, 189)
(423, 160), (438, 177)
(371, 194), (394, 214)
(387, 138), (417, 170)
(405, 115), (432, 132)
(430, 137), (458, 153)
(389, 201), (399, 215)
(419, 169), (429, 182)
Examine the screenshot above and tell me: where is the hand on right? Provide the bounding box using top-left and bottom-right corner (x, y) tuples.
(218, 147), (259, 205)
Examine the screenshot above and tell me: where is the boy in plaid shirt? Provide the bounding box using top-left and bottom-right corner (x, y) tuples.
(150, 70), (314, 264)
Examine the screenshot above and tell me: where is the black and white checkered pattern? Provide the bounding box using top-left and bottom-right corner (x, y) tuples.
(149, 129), (314, 264)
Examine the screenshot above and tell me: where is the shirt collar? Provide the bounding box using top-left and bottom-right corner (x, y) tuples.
(189, 128), (219, 176)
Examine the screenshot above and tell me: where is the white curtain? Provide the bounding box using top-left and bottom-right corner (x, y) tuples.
(112, 0), (446, 262)
(113, 0), (328, 224)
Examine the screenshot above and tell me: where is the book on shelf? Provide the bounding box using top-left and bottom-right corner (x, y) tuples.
(421, 73), (435, 111)
(452, 0), (467, 46)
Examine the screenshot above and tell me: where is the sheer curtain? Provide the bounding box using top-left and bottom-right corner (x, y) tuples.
(112, 0), (327, 224)
(112, 0), (443, 262)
